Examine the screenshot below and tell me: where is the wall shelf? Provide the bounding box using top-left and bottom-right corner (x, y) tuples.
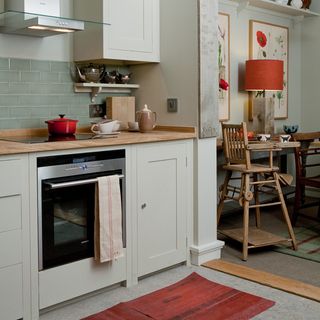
(74, 83), (140, 102)
(235, 0), (320, 17)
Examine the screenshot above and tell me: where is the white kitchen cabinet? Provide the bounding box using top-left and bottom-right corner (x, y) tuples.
(0, 155), (31, 320)
(134, 141), (193, 277)
(74, 0), (160, 63)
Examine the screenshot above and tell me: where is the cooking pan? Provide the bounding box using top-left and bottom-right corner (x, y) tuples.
(45, 114), (78, 135)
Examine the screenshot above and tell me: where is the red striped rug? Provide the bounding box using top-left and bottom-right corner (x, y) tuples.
(82, 272), (275, 320)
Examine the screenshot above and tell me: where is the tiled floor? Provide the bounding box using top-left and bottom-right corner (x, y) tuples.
(40, 264), (320, 320)
(218, 199), (320, 287)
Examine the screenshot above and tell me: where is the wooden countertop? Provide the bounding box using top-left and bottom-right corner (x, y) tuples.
(0, 126), (197, 156)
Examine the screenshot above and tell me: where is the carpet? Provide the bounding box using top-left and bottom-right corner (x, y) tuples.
(82, 272), (275, 320)
(273, 224), (320, 263)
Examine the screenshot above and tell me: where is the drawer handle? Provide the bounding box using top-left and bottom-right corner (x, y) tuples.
(141, 203), (147, 209)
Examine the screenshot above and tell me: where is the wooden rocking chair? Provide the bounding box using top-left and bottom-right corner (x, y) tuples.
(217, 122), (297, 260)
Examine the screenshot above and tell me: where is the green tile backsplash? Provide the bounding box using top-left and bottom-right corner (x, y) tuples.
(0, 58), (130, 130)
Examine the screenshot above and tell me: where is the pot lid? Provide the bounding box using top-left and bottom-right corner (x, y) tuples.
(46, 114), (78, 123)
(137, 104), (152, 113)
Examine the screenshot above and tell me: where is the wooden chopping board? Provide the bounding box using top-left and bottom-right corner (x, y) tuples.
(106, 97), (135, 130)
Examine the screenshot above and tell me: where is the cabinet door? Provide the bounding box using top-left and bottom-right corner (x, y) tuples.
(74, 0), (159, 63)
(0, 265), (23, 320)
(104, 0), (159, 62)
(0, 156), (30, 320)
(136, 142), (188, 277)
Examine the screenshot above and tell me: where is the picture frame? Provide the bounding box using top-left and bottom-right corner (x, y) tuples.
(218, 12), (230, 122)
(249, 20), (289, 120)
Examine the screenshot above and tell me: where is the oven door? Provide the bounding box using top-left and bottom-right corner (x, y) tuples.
(39, 170), (123, 270)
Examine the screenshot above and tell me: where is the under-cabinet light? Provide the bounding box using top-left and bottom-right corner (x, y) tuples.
(28, 25), (75, 33)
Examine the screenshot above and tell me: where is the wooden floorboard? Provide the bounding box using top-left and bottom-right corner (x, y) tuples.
(202, 259), (320, 302)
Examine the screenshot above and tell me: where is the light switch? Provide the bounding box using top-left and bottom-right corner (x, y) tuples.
(167, 98), (178, 113)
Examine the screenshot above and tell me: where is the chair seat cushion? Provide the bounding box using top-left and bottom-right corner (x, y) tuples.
(223, 163), (279, 173)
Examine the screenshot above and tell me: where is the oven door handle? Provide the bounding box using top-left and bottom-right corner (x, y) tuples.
(45, 175), (124, 189)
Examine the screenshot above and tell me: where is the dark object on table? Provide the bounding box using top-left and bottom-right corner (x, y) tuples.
(302, 0), (312, 9)
(283, 124), (299, 134)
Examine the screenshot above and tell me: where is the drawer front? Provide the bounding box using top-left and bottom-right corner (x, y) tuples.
(0, 230), (22, 268)
(0, 195), (22, 233)
(0, 159), (22, 197)
(0, 264), (23, 320)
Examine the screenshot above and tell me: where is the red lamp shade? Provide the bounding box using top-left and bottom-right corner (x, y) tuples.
(245, 59), (283, 91)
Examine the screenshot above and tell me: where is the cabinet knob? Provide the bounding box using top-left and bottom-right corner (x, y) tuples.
(141, 203), (147, 209)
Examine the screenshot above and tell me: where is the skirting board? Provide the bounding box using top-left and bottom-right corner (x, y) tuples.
(202, 259), (320, 302)
(189, 240), (224, 266)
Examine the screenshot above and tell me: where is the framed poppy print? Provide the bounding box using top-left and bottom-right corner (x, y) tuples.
(249, 20), (288, 119)
(218, 12), (230, 121)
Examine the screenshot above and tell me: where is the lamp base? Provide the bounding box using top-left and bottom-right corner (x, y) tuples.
(252, 97), (274, 135)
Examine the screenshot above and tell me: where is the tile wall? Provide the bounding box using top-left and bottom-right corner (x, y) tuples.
(0, 58), (129, 129)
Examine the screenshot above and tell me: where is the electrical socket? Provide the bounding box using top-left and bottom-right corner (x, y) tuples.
(89, 104), (106, 118)
(167, 98), (178, 113)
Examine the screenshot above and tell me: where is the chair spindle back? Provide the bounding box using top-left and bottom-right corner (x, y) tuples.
(222, 122), (251, 169)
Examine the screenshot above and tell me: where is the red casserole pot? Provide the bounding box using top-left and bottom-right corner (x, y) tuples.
(45, 114), (78, 135)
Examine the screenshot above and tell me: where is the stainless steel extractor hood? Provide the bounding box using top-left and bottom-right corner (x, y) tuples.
(0, 0), (85, 37)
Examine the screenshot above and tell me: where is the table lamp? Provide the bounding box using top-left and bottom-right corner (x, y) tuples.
(245, 59), (284, 135)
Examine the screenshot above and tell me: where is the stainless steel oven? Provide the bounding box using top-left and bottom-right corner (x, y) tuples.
(37, 149), (125, 271)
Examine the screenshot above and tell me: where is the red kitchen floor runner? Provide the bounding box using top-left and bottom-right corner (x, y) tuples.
(82, 272), (275, 320)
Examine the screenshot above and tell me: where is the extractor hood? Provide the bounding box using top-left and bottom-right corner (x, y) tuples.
(0, 0), (85, 37)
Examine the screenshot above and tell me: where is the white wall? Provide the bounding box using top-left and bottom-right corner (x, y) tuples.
(130, 0), (199, 126)
(218, 0), (302, 136)
(217, 0), (308, 191)
(301, 6), (320, 132)
(0, 0), (74, 61)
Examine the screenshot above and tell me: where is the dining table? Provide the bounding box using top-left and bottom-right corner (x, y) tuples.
(217, 138), (300, 200)
(217, 138), (300, 168)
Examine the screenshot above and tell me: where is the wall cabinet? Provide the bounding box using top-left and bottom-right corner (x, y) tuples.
(74, 0), (160, 63)
(134, 141), (192, 277)
(0, 155), (30, 320)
